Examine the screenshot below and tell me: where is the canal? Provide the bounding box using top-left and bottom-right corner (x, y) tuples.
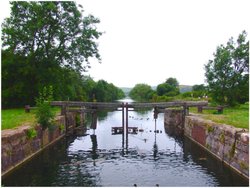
(2, 99), (248, 186)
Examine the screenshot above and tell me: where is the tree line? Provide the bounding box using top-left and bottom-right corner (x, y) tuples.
(129, 78), (207, 102)
(1, 2), (248, 108)
(129, 31), (249, 106)
(1, 2), (124, 108)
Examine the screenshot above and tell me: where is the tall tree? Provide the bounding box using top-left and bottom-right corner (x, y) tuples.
(2, 1), (102, 72)
(205, 31), (249, 105)
(1, 1), (102, 107)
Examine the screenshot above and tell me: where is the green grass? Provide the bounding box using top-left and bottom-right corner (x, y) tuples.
(190, 103), (249, 129)
(2, 104), (248, 130)
(1, 107), (60, 130)
(1, 108), (36, 130)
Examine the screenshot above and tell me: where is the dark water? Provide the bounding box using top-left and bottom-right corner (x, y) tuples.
(2, 99), (249, 186)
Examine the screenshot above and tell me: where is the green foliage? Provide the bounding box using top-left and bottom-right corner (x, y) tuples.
(166, 77), (179, 88)
(92, 80), (125, 102)
(205, 31), (249, 106)
(156, 77), (180, 97)
(59, 124), (65, 132)
(129, 84), (155, 102)
(26, 127), (37, 139)
(2, 1), (102, 71)
(75, 114), (81, 127)
(1, 1), (102, 108)
(151, 94), (174, 102)
(181, 91), (193, 98)
(192, 84), (206, 92)
(35, 86), (55, 130)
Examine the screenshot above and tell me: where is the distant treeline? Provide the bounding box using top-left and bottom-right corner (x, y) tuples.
(1, 2), (248, 108)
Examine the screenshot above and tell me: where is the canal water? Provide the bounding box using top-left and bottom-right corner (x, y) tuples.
(2, 99), (248, 186)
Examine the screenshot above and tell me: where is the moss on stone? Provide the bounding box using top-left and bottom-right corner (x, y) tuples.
(206, 143), (211, 150)
(26, 128), (37, 140)
(207, 125), (215, 133)
(219, 132), (225, 144)
(239, 161), (248, 170)
(229, 142), (236, 159)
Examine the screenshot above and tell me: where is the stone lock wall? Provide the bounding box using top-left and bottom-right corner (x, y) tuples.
(185, 115), (249, 178)
(164, 108), (184, 136)
(1, 115), (66, 176)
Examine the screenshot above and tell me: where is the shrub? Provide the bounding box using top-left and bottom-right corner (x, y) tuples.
(35, 86), (55, 130)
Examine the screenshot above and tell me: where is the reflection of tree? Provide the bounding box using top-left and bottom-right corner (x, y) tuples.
(90, 134), (98, 165)
(96, 111), (108, 121)
(85, 111), (109, 128)
(134, 109), (152, 115)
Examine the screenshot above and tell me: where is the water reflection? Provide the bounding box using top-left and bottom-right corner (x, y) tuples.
(90, 134), (98, 166)
(2, 104), (249, 186)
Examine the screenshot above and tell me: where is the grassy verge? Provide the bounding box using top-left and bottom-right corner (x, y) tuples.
(1, 107), (60, 130)
(190, 103), (249, 129)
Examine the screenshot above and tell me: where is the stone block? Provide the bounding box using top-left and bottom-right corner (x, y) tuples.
(164, 109), (184, 127)
(23, 142), (32, 157)
(239, 132), (249, 144)
(1, 153), (12, 172)
(191, 125), (206, 146)
(35, 125), (43, 139)
(11, 146), (25, 164)
(184, 115), (249, 178)
(49, 126), (60, 142)
(235, 141), (249, 153)
(31, 139), (41, 152)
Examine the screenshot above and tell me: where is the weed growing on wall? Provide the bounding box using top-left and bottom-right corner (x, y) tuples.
(26, 127), (37, 139)
(35, 86), (55, 130)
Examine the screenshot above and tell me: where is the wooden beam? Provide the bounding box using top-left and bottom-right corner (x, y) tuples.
(51, 100), (208, 110)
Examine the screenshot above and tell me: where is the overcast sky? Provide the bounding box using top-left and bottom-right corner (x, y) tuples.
(1, 0), (249, 87)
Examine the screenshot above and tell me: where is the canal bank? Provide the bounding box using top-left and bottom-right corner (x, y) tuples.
(1, 112), (78, 177)
(2, 105), (248, 186)
(164, 109), (249, 180)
